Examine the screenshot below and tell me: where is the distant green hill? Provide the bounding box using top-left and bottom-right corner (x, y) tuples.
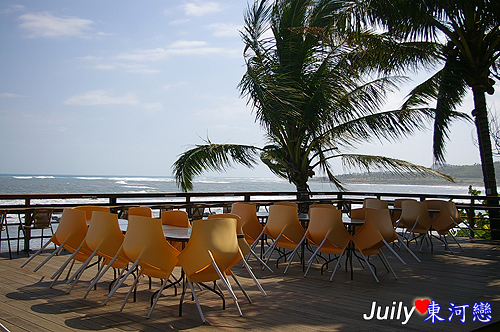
(323, 162), (500, 186)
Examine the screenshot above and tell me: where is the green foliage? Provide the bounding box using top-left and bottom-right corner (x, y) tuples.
(172, 0), (456, 192)
(456, 185), (491, 239)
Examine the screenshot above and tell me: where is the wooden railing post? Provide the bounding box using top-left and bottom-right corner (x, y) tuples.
(467, 198), (476, 238)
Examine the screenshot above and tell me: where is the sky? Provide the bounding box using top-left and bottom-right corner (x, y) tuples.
(0, 0), (499, 180)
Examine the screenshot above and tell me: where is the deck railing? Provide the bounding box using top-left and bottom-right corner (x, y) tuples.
(0, 190), (496, 242)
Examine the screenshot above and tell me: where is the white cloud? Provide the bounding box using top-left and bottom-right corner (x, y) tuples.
(115, 40), (224, 61)
(63, 90), (139, 106)
(206, 23), (242, 37)
(79, 55), (102, 61)
(181, 1), (223, 17)
(18, 12), (94, 38)
(1, 4), (25, 14)
(169, 19), (190, 25)
(94, 63), (160, 74)
(0, 92), (27, 98)
(170, 40), (207, 48)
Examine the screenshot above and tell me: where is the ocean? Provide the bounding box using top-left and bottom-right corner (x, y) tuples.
(0, 174), (474, 253)
(0, 174), (473, 196)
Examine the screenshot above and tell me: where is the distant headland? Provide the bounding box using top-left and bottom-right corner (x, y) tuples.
(312, 163), (500, 186)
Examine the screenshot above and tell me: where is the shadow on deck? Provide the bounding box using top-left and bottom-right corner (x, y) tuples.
(0, 237), (499, 332)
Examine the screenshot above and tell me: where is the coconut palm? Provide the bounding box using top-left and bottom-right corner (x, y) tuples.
(361, 0), (500, 238)
(173, 0), (452, 194)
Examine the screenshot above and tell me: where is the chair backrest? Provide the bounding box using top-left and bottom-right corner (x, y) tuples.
(366, 208), (398, 243)
(350, 207), (374, 221)
(208, 213), (249, 257)
(310, 203), (338, 210)
(73, 206), (110, 221)
(122, 215), (169, 262)
(54, 208), (88, 250)
(161, 210), (191, 227)
(31, 209), (53, 228)
(352, 209), (385, 251)
(430, 201), (456, 232)
(231, 202), (262, 242)
(391, 198), (417, 223)
(128, 206), (153, 218)
(122, 215), (178, 272)
(306, 205), (344, 244)
(425, 199), (446, 211)
(178, 218), (240, 282)
(363, 198), (388, 210)
(399, 200), (432, 230)
(208, 213), (242, 233)
(265, 204), (300, 239)
(85, 211), (124, 259)
(449, 201), (463, 224)
(274, 202), (298, 209)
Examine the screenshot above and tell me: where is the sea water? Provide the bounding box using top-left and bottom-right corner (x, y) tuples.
(0, 174), (473, 253)
(0, 174), (473, 195)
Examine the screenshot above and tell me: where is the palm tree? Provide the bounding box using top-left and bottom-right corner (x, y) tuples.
(361, 0), (500, 239)
(173, 0), (452, 196)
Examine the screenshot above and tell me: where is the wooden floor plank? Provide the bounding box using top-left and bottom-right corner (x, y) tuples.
(0, 238), (499, 332)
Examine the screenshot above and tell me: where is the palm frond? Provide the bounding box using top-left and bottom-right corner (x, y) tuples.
(340, 153), (454, 182)
(329, 107), (434, 148)
(172, 143), (261, 192)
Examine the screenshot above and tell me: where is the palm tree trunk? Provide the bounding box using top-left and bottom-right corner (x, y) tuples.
(472, 86), (500, 240)
(294, 179), (311, 213)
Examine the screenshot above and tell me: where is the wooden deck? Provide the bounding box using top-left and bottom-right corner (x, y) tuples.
(0, 238), (499, 332)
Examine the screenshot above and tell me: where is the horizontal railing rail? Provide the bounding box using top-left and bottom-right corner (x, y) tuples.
(0, 190), (497, 211)
(0, 191), (495, 245)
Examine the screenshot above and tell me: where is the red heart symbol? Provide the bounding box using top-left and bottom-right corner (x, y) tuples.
(414, 299), (431, 314)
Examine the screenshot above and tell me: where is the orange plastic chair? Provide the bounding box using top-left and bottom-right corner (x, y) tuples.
(161, 210), (190, 227)
(425, 199), (446, 212)
(398, 200), (433, 252)
(104, 215), (179, 318)
(351, 209), (399, 283)
(429, 201), (464, 253)
(363, 198), (389, 210)
(72, 205), (110, 221)
(208, 213), (270, 292)
(65, 211), (128, 294)
(128, 206), (153, 218)
(49, 228), (96, 288)
(20, 208), (88, 272)
(273, 201), (298, 209)
(263, 204), (305, 267)
(392, 198), (417, 226)
(231, 202), (263, 246)
(366, 208), (410, 265)
(177, 218), (244, 323)
(284, 205), (351, 278)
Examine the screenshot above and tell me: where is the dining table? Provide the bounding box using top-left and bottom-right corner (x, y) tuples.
(118, 219), (192, 242)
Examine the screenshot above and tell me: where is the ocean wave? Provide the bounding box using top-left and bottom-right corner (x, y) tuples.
(123, 185), (154, 189)
(108, 177), (174, 182)
(13, 175), (56, 179)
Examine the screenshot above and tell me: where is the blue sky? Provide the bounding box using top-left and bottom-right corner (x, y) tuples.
(0, 1), (499, 179)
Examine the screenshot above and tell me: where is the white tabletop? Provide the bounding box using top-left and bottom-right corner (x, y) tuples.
(118, 219), (191, 242)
